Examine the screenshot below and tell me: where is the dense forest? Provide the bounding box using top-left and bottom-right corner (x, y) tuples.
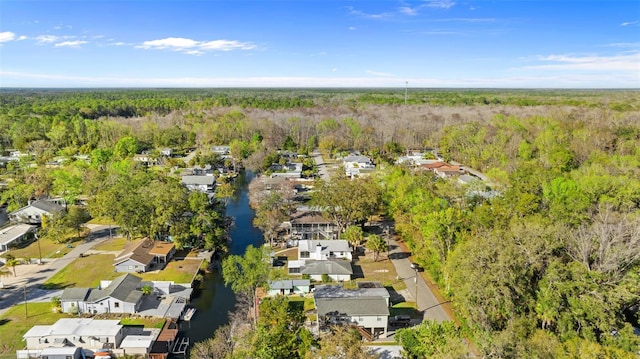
(0, 88), (639, 357)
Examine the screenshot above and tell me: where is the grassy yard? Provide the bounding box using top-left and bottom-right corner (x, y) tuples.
(351, 255), (406, 291)
(41, 253), (119, 289)
(1, 237), (75, 261)
(116, 317), (165, 329)
(91, 236), (139, 252)
(139, 258), (202, 284)
(0, 302), (73, 355)
(288, 296), (316, 312)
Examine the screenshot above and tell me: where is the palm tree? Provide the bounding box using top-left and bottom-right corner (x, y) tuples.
(141, 285), (153, 296)
(365, 234), (387, 262)
(5, 257), (20, 277)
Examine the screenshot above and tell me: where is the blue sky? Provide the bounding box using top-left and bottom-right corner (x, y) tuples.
(0, 0), (638, 88)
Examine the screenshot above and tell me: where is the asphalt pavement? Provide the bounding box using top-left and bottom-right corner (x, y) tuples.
(387, 235), (451, 323)
(0, 224), (115, 315)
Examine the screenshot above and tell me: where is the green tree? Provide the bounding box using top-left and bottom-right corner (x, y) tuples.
(222, 245), (271, 325)
(396, 320), (468, 359)
(6, 256), (19, 277)
(341, 225), (364, 250)
(113, 136), (138, 159)
(365, 234), (387, 261)
(308, 325), (378, 359)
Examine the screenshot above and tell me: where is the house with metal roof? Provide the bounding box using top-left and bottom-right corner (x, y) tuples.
(0, 224), (35, 252)
(299, 259), (353, 281)
(181, 175), (216, 193)
(315, 295), (390, 339)
(21, 318), (124, 351)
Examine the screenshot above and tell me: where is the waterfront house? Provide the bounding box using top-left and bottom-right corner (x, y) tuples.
(21, 318), (124, 351)
(314, 284), (390, 340)
(60, 274), (144, 315)
(114, 239), (156, 273)
(181, 175), (216, 193)
(298, 240), (352, 261)
(286, 211), (339, 240)
(267, 279), (311, 296)
(298, 259), (353, 281)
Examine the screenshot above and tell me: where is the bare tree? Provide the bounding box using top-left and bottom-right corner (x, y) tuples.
(567, 207), (640, 280)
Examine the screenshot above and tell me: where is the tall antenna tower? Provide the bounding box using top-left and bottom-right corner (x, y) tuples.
(405, 81), (408, 105)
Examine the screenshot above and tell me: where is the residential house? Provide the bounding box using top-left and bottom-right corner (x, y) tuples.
(113, 239), (156, 273)
(286, 211), (339, 240)
(269, 162), (303, 179)
(342, 154), (375, 178)
(149, 320), (179, 359)
(160, 148), (173, 157)
(267, 279), (311, 296)
(314, 284), (390, 340)
(21, 318), (125, 351)
(149, 241), (176, 264)
(17, 347), (84, 359)
(298, 259), (353, 281)
(298, 240), (352, 261)
(133, 153), (159, 166)
(60, 274), (144, 315)
(0, 224), (35, 252)
(181, 175), (216, 193)
(315, 283), (390, 307)
(211, 146), (230, 155)
(8, 200), (65, 225)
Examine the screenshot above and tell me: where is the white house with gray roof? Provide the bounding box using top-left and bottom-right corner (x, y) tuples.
(181, 175), (216, 193)
(299, 259), (353, 281)
(21, 318), (124, 351)
(315, 295), (389, 339)
(0, 224), (35, 252)
(60, 274), (144, 315)
(267, 279), (311, 296)
(9, 200), (65, 225)
(298, 240), (352, 262)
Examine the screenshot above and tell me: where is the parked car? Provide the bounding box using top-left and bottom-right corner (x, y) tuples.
(410, 262), (423, 272)
(389, 314), (412, 327)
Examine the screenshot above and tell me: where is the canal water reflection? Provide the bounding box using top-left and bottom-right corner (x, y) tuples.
(181, 171), (263, 345)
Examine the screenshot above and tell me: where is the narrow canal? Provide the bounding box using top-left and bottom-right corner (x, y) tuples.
(181, 171), (263, 344)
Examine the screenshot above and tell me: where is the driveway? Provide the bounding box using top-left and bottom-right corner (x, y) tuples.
(0, 225), (117, 315)
(387, 235), (451, 323)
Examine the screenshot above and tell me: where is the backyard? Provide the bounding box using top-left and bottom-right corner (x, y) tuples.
(1, 237), (76, 261)
(139, 258), (203, 284)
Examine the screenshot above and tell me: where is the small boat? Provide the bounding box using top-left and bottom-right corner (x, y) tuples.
(182, 307), (196, 321)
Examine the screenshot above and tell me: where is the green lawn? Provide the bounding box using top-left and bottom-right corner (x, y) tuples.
(1, 237), (75, 261)
(351, 256), (406, 291)
(139, 259), (202, 284)
(119, 317), (165, 328)
(91, 237), (139, 251)
(0, 302), (74, 355)
(41, 253), (119, 289)
(289, 296), (316, 312)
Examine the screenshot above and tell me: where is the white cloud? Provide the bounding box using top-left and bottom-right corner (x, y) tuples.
(17, 35), (27, 41)
(36, 35), (59, 43)
(620, 20), (639, 26)
(54, 40), (87, 48)
(524, 52), (640, 72)
(139, 37), (199, 49)
(200, 40), (255, 51)
(399, 6), (419, 16)
(138, 37), (255, 54)
(346, 6), (393, 20)
(0, 32), (17, 43)
(348, 26), (356, 31)
(424, 0), (456, 9)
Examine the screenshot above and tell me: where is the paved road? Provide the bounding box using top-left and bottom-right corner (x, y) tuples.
(312, 150), (331, 182)
(387, 235), (451, 323)
(0, 225), (116, 315)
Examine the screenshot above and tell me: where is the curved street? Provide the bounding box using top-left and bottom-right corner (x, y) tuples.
(0, 224), (115, 316)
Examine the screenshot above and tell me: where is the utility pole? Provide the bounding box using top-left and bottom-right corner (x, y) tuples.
(411, 263), (418, 309)
(36, 230), (42, 264)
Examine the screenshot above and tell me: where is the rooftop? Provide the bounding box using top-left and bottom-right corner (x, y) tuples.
(0, 224), (34, 247)
(23, 318), (122, 339)
(316, 296), (390, 317)
(301, 259), (353, 275)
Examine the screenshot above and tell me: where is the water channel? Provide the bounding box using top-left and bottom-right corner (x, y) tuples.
(181, 171), (263, 344)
